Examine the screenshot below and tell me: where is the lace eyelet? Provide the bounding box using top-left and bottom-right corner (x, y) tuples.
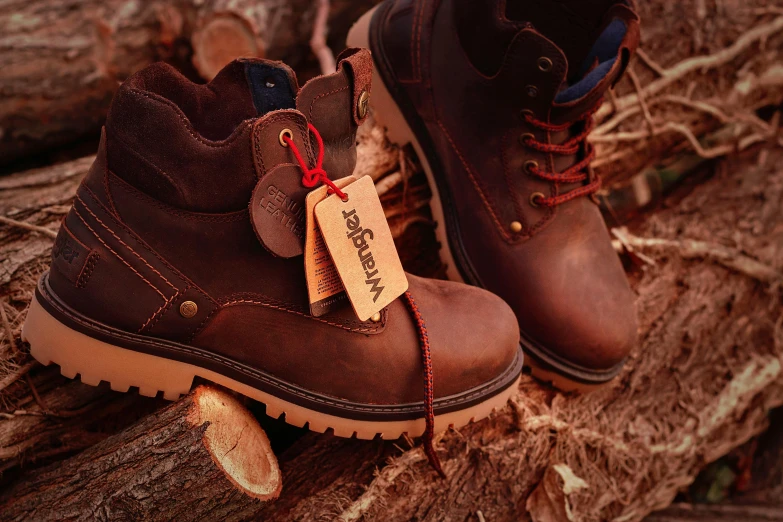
(525, 85), (538, 98)
(537, 57), (553, 72)
(524, 160), (539, 173)
(530, 192), (545, 207)
(519, 133), (535, 145)
(279, 128), (293, 147)
(520, 109), (534, 121)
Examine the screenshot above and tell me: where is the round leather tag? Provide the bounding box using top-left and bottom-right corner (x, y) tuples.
(250, 165), (309, 258)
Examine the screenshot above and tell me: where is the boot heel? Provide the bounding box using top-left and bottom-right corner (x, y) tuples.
(23, 295), (195, 400)
(347, 8), (464, 283)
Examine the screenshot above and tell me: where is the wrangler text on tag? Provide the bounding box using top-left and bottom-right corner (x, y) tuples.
(343, 208), (384, 303)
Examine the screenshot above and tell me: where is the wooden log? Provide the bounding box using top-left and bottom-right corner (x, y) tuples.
(0, 366), (162, 477)
(0, 0), (315, 167)
(0, 385), (281, 521)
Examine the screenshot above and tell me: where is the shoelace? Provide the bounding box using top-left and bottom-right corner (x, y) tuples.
(284, 125), (446, 478)
(402, 290), (446, 479)
(283, 123), (348, 201)
(520, 101), (602, 207)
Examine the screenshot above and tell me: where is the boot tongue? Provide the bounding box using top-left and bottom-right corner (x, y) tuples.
(241, 59), (299, 115)
(554, 19), (626, 104)
(550, 15), (632, 124)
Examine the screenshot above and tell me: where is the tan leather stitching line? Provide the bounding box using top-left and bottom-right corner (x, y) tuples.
(307, 85), (350, 120)
(80, 185), (217, 308)
(72, 206), (167, 301)
(76, 193), (178, 291)
(435, 121), (512, 241)
(76, 252), (99, 289)
(220, 299), (383, 334)
(138, 288), (182, 333)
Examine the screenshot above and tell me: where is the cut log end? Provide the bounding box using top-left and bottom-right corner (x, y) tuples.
(191, 14), (264, 81)
(191, 386), (282, 501)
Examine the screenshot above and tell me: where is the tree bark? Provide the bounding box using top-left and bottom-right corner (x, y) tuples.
(0, 0), (315, 167)
(0, 385), (281, 521)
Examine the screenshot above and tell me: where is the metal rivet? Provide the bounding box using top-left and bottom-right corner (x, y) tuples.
(358, 90), (370, 119)
(510, 221), (523, 233)
(278, 128), (293, 147)
(525, 85), (538, 98)
(524, 160), (539, 173)
(537, 57), (553, 72)
(180, 301), (198, 318)
(370, 311), (382, 323)
(530, 192), (545, 208)
(519, 133), (535, 145)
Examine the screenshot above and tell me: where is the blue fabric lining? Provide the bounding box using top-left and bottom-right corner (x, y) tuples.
(554, 18), (626, 103)
(245, 63), (296, 115)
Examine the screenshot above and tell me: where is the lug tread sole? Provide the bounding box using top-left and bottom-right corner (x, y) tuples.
(23, 294), (518, 440)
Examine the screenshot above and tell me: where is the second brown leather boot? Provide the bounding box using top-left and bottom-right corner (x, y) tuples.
(22, 51), (523, 471)
(349, 0), (640, 390)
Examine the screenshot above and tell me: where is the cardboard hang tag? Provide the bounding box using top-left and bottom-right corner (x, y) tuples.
(314, 175), (408, 321)
(303, 177), (354, 317)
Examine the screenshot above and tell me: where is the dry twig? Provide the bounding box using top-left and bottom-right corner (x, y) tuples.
(0, 215), (57, 239)
(310, 0), (336, 74)
(612, 227), (782, 284)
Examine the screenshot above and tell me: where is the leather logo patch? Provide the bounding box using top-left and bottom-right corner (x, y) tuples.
(52, 223), (92, 285)
(250, 164), (310, 258)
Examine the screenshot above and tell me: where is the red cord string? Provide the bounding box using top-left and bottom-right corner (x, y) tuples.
(521, 102), (602, 207)
(402, 290), (446, 479)
(283, 123), (348, 201)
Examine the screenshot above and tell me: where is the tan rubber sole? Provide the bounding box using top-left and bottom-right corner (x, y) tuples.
(348, 7), (464, 284)
(22, 294), (519, 440)
(524, 356), (604, 393)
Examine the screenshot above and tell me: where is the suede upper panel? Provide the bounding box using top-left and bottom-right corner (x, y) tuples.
(105, 87), (258, 212)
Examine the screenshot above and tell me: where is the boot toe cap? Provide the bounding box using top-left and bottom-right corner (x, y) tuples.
(406, 275), (522, 398)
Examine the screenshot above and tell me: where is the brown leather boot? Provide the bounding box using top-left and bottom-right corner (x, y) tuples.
(23, 52), (523, 456)
(348, 0), (640, 390)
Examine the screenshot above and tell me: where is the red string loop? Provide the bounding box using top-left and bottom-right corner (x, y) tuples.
(283, 123), (348, 201)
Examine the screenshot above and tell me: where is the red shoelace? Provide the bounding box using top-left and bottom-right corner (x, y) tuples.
(284, 125), (445, 478)
(402, 290), (446, 479)
(520, 102), (602, 207)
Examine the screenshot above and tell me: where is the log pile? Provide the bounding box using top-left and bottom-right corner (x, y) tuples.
(0, 0), (782, 521)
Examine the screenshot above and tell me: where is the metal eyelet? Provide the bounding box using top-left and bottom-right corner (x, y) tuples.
(519, 133), (535, 145)
(525, 85), (538, 98)
(520, 109), (534, 120)
(278, 128), (293, 147)
(529, 192), (545, 207)
(524, 160), (539, 173)
(537, 57), (553, 72)
(510, 221), (523, 233)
